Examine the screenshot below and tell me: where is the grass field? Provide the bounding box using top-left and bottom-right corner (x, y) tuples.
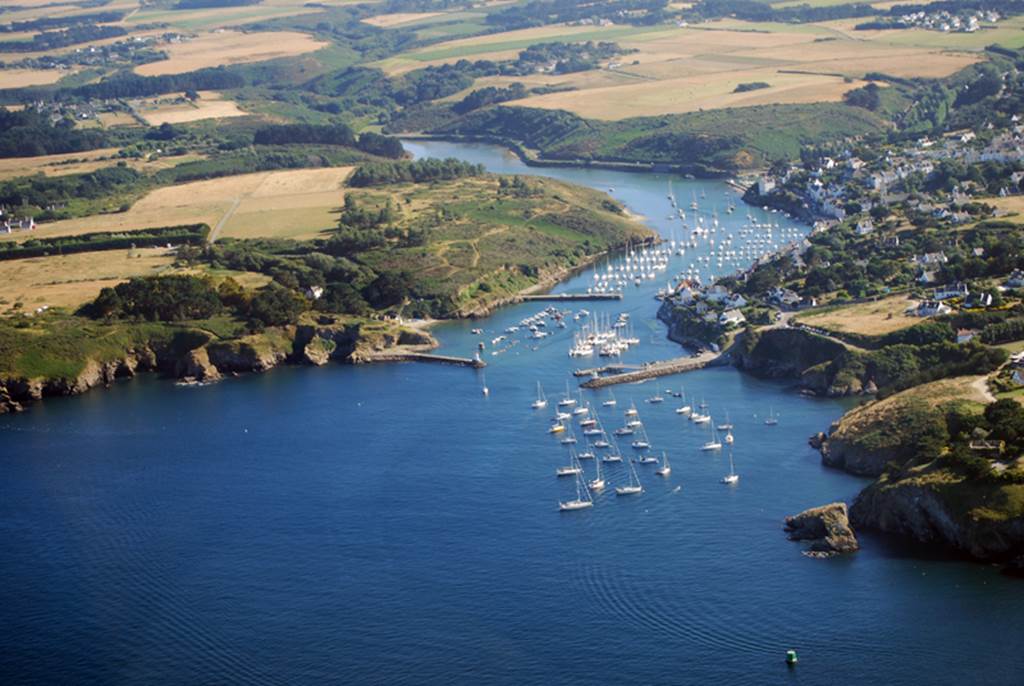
(134, 30), (327, 77)
(991, 195), (1024, 223)
(0, 247), (177, 312)
(362, 12), (445, 28)
(121, 0), (357, 31)
(796, 294), (919, 336)
(0, 68), (72, 89)
(132, 91), (249, 125)
(0, 149), (207, 182)
(377, 17), (982, 120)
(0, 167), (353, 244)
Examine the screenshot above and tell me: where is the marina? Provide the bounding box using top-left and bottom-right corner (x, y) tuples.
(2, 139), (1022, 686)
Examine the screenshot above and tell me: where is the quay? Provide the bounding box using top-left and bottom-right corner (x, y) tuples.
(573, 363), (641, 377)
(580, 351), (722, 388)
(519, 293), (623, 302)
(362, 352), (486, 368)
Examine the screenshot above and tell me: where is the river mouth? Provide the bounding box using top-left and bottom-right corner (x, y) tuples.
(1, 140), (1021, 686)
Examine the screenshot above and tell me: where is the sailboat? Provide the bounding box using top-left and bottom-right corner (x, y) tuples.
(721, 447), (739, 485)
(656, 451), (671, 477)
(675, 387), (692, 415)
(557, 381), (576, 408)
(588, 455), (606, 491)
(624, 401), (638, 417)
(531, 382), (547, 409)
(481, 372), (489, 397)
(560, 466), (594, 511)
(631, 423), (651, 450)
(717, 412), (733, 431)
(615, 458), (643, 496)
(602, 391), (617, 408)
(602, 437), (624, 463)
(764, 407), (779, 426)
(701, 424), (723, 451)
(572, 391), (589, 416)
(556, 449), (583, 477)
(560, 429), (578, 445)
(634, 452), (658, 464)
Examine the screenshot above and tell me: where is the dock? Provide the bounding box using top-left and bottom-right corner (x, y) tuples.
(573, 363), (641, 378)
(519, 293), (623, 302)
(580, 352), (721, 388)
(361, 351), (486, 368)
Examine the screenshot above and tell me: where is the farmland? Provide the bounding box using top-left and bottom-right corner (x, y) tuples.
(132, 91), (249, 126)
(0, 167), (354, 244)
(134, 30), (327, 77)
(0, 149), (207, 182)
(0, 69), (72, 89)
(0, 247), (177, 312)
(377, 18), (982, 120)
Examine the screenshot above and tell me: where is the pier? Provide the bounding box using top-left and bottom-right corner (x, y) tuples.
(580, 352), (722, 388)
(362, 351), (486, 368)
(573, 363), (642, 378)
(519, 293), (623, 302)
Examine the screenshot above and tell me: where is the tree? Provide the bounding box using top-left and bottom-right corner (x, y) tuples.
(247, 284), (305, 326)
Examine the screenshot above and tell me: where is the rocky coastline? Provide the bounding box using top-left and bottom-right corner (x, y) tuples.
(0, 317), (435, 415)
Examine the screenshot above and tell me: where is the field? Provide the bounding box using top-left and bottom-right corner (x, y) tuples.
(0, 247), (177, 312)
(132, 91), (249, 126)
(362, 12), (446, 28)
(134, 30), (328, 77)
(0, 149), (206, 181)
(991, 195), (1024, 223)
(0, 68), (72, 89)
(796, 294), (919, 336)
(120, 0), (359, 31)
(376, 18), (982, 120)
(1, 167), (353, 244)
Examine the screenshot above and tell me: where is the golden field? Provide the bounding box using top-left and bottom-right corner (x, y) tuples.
(362, 12), (445, 28)
(0, 167), (353, 244)
(0, 149), (206, 182)
(134, 30), (327, 77)
(0, 248), (177, 311)
(796, 294), (920, 336)
(0, 68), (71, 89)
(377, 17), (984, 120)
(132, 91), (249, 126)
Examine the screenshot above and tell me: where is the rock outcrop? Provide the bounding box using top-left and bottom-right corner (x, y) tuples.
(731, 328), (853, 395)
(785, 502), (860, 556)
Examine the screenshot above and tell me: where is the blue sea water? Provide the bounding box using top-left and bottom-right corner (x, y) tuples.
(1, 140), (1022, 685)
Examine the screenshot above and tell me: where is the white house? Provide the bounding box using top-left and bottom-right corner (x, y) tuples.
(305, 285), (325, 300)
(933, 282), (969, 300)
(719, 309), (746, 327)
(915, 300), (951, 317)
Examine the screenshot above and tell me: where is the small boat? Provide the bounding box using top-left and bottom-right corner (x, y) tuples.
(631, 424), (651, 450)
(602, 392), (617, 408)
(721, 447), (739, 485)
(624, 402), (639, 418)
(613, 427), (634, 436)
(646, 395), (664, 404)
(626, 418), (643, 428)
(601, 452), (623, 463)
(560, 467), (594, 511)
(615, 459), (643, 496)
(555, 411), (571, 421)
(634, 454), (658, 464)
(717, 412), (733, 431)
(656, 452), (671, 477)
(724, 430), (734, 445)
(548, 423), (566, 434)
(531, 382), (547, 410)
(593, 439), (610, 448)
(764, 407), (779, 426)
(701, 424), (723, 452)
(560, 434), (578, 445)
(690, 413), (710, 424)
(481, 372), (489, 397)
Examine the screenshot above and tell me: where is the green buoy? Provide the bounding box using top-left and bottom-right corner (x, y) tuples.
(786, 649), (799, 666)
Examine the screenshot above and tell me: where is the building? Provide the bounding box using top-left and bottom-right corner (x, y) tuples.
(1006, 269), (1024, 288)
(855, 217), (875, 235)
(719, 309), (746, 327)
(915, 300), (951, 317)
(956, 329), (979, 344)
(933, 282), (969, 300)
(305, 285), (325, 300)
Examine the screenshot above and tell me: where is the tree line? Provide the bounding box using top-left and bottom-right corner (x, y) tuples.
(348, 158), (485, 187)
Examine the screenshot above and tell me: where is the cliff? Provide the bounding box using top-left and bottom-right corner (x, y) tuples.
(656, 299), (726, 349)
(850, 465), (1024, 567)
(731, 327), (858, 396)
(0, 316), (436, 414)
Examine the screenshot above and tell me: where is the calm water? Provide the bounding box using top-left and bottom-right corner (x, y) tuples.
(2, 141), (1022, 685)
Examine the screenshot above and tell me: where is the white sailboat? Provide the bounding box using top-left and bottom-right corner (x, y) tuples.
(721, 447), (739, 485)
(557, 381), (576, 408)
(615, 458), (643, 496)
(481, 372), (489, 397)
(717, 412), (733, 431)
(764, 407), (779, 426)
(631, 423), (651, 450)
(560, 466), (594, 511)
(634, 453), (658, 464)
(556, 449), (583, 477)
(624, 401), (639, 417)
(701, 424), (723, 452)
(656, 451), (671, 477)
(602, 391), (617, 408)
(531, 382), (547, 409)
(588, 455), (606, 491)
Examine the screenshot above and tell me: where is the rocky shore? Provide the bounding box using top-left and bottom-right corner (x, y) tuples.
(0, 317), (435, 414)
(784, 502), (859, 557)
